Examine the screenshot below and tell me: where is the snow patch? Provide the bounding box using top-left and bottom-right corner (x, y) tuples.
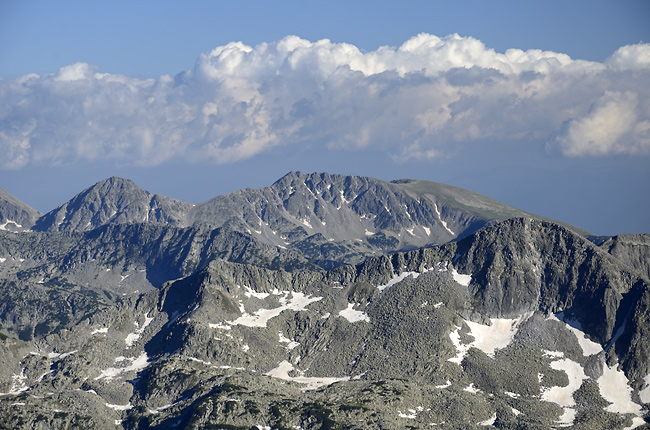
(243, 285), (270, 299)
(541, 358), (587, 427)
(451, 267), (471, 286)
(300, 218), (313, 229)
(435, 380), (451, 389)
(478, 413), (497, 426)
(551, 313), (602, 356)
(209, 323), (231, 330)
(105, 403), (132, 411)
(448, 313), (531, 364)
(91, 327), (108, 335)
(265, 360), (349, 390)
(464, 383), (480, 394)
(125, 313), (153, 347)
(376, 271), (419, 291)
(95, 353), (150, 381)
(339, 303), (370, 323)
(598, 364), (642, 416)
(398, 409), (417, 419)
(3, 369), (29, 395)
(228, 292), (322, 328)
(0, 220), (23, 231)
(463, 313), (531, 358)
(639, 373), (650, 404)
(278, 332), (300, 350)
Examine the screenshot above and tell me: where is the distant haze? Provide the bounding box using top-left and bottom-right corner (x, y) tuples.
(1, 2), (648, 235)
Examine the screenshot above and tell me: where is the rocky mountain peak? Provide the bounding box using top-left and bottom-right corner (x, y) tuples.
(1, 178), (648, 429)
(0, 187), (42, 232)
(32, 177), (193, 232)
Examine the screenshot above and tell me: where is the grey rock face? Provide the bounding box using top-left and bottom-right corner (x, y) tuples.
(600, 234), (650, 281)
(1, 216), (648, 429)
(28, 172), (591, 269)
(0, 188), (41, 232)
(33, 177), (193, 232)
(0, 172), (646, 429)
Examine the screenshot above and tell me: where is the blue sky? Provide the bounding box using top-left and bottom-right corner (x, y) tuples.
(1, 0), (649, 235)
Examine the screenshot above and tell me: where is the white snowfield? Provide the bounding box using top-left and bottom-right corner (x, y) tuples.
(447, 311), (647, 428)
(541, 358), (587, 426)
(125, 313), (153, 347)
(94, 353), (150, 381)
(227, 291), (322, 328)
(463, 312), (532, 357)
(0, 220), (23, 232)
(338, 303), (370, 323)
(278, 332), (300, 350)
(448, 313), (532, 364)
(450, 268), (471, 286)
(265, 360), (350, 391)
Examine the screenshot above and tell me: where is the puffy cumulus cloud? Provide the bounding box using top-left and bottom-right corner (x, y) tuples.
(605, 43), (650, 70)
(553, 91), (650, 156)
(1, 34), (649, 169)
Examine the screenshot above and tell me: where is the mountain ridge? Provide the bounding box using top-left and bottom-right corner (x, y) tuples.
(27, 172), (592, 269)
(0, 187), (41, 232)
(2, 172), (650, 429)
(1, 217), (648, 429)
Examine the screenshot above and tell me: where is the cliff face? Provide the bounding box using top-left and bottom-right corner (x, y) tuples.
(600, 234), (650, 281)
(1, 218), (648, 429)
(0, 187), (41, 231)
(0, 174), (648, 429)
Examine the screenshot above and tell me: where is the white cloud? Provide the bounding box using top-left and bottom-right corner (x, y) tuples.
(605, 44), (650, 70)
(553, 91), (650, 156)
(0, 35), (649, 169)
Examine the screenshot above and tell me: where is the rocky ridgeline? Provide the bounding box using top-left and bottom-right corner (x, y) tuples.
(20, 172), (591, 269)
(0, 188), (41, 233)
(0, 216), (649, 429)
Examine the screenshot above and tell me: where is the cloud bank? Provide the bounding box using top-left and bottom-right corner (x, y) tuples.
(1, 34), (649, 169)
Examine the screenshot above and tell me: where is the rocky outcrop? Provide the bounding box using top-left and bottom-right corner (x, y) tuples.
(33, 177), (193, 232)
(600, 234), (650, 281)
(0, 188), (41, 231)
(1, 175), (647, 429)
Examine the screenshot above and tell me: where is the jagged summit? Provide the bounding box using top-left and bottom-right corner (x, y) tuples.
(24, 172), (591, 268)
(32, 176), (193, 232)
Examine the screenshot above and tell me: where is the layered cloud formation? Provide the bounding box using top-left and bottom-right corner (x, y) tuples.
(1, 34), (649, 169)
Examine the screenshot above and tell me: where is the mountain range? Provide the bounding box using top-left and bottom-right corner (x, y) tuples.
(0, 172), (648, 429)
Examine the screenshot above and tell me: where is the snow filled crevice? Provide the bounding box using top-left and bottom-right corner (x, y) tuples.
(541, 358), (587, 427)
(376, 266), (436, 292)
(432, 202), (455, 236)
(639, 373), (650, 404)
(125, 313), (154, 347)
(551, 312), (602, 356)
